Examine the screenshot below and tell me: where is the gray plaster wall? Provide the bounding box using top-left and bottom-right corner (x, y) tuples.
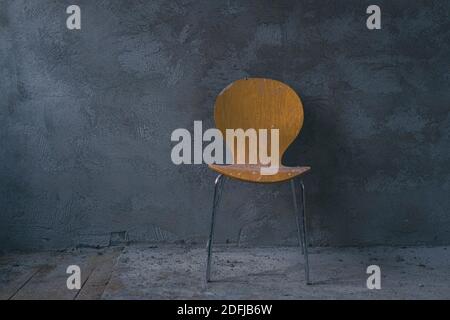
(1, 0), (449, 251)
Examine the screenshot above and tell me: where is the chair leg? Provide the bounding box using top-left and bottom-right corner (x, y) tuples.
(206, 174), (225, 282)
(292, 179), (311, 285)
(299, 179), (311, 284)
(290, 180), (304, 254)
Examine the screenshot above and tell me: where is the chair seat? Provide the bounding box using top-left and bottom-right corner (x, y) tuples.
(208, 164), (311, 183)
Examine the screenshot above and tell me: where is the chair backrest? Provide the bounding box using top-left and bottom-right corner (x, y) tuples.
(214, 78), (304, 165)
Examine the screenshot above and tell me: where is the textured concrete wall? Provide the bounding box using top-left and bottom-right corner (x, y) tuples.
(1, 0), (449, 251)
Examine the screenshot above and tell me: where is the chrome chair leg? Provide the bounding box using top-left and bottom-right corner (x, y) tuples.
(206, 174), (225, 282)
(299, 179), (311, 284)
(290, 180), (304, 254)
(292, 179), (311, 285)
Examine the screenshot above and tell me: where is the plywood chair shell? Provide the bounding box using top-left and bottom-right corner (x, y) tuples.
(209, 78), (310, 183)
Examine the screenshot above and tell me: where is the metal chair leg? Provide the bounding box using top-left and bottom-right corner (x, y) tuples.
(299, 179), (311, 284)
(206, 174), (225, 282)
(290, 180), (304, 254)
(291, 179), (311, 285)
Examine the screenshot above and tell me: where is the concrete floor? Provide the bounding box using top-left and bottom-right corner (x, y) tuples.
(1, 245), (449, 299)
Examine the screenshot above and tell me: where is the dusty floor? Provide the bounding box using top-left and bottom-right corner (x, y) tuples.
(1, 245), (449, 299)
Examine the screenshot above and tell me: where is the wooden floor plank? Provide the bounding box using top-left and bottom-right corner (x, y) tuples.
(76, 249), (122, 300)
(11, 257), (86, 300)
(8, 248), (119, 300)
(0, 252), (52, 300)
(0, 266), (40, 300)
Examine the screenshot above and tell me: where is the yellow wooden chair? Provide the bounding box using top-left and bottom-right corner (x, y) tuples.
(206, 78), (311, 284)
